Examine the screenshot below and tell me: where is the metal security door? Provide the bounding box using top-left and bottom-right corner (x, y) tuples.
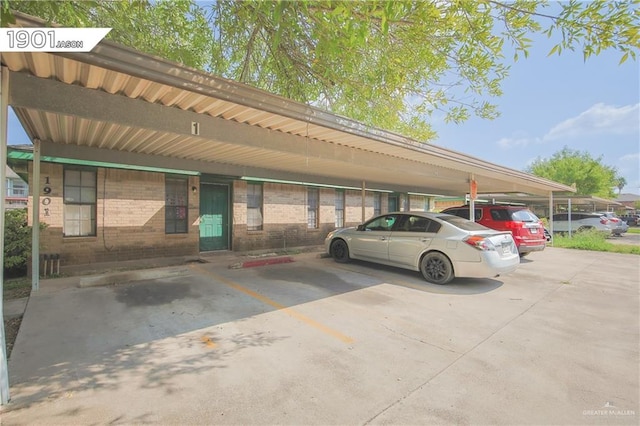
(199, 184), (229, 251)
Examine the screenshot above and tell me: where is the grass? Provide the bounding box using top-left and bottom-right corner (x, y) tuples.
(552, 229), (640, 255)
(626, 227), (640, 234)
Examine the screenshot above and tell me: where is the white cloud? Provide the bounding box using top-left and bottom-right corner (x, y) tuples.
(543, 103), (640, 141)
(496, 131), (542, 148)
(620, 152), (640, 163)
(497, 136), (532, 148)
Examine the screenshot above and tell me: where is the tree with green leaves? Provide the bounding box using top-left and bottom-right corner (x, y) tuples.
(526, 147), (621, 198)
(3, 0), (639, 142)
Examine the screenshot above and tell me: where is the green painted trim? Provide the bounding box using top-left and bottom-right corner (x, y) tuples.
(241, 176), (393, 192)
(7, 148), (199, 176)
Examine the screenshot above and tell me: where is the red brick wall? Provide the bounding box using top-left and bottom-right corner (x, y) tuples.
(28, 163), (199, 266)
(231, 183), (386, 251)
(26, 162), (405, 264)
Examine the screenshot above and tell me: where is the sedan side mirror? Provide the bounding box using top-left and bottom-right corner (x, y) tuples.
(357, 225), (364, 231)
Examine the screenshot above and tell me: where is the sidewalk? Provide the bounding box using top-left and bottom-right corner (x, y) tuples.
(3, 298), (28, 320)
(3, 245), (325, 320)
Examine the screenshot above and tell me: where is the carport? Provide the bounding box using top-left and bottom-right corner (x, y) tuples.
(475, 193), (623, 217)
(0, 12), (575, 404)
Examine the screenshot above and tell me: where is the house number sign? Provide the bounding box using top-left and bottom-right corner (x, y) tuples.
(42, 176), (51, 216)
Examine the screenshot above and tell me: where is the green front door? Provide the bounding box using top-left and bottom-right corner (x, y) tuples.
(199, 184), (229, 251)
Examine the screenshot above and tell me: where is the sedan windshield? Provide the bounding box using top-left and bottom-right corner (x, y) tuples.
(436, 215), (490, 231)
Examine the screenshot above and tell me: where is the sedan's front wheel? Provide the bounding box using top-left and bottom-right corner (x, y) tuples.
(330, 239), (350, 263)
(420, 252), (454, 285)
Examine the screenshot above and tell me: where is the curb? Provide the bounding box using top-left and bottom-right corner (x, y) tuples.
(229, 256), (295, 269)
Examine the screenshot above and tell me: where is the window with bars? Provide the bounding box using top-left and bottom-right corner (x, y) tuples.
(64, 168), (97, 237)
(247, 183), (263, 231)
(165, 177), (188, 234)
(307, 187), (319, 229)
(335, 190), (345, 227)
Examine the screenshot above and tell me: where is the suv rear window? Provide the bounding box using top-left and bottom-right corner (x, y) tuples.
(510, 209), (539, 222)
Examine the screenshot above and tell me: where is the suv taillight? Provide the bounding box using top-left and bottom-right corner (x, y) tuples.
(504, 221), (524, 230)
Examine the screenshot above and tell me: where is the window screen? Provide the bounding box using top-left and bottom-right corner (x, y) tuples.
(247, 183), (263, 231)
(165, 177), (188, 234)
(64, 168), (96, 237)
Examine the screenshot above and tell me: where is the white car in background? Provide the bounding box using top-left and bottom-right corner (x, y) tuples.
(551, 213), (612, 235)
(594, 212), (628, 236)
(325, 212), (520, 285)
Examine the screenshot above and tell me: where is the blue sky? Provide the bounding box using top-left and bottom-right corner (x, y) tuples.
(7, 13), (639, 196)
(432, 33), (640, 196)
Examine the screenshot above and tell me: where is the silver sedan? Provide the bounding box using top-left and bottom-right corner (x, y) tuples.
(324, 212), (520, 285)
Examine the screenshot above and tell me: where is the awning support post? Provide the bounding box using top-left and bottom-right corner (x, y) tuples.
(361, 181), (366, 222)
(548, 191), (554, 246)
(568, 198), (572, 238)
(32, 139), (41, 291)
(469, 174), (476, 222)
(0, 64), (11, 405)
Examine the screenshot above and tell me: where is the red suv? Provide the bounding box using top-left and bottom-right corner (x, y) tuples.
(441, 204), (546, 257)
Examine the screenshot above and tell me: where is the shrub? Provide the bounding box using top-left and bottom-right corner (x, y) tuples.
(4, 208), (31, 277)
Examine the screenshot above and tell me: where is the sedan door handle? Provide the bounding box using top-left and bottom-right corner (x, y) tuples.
(380, 237), (387, 241)
(420, 238), (431, 243)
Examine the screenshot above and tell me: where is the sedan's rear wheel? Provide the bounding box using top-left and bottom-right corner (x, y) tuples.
(420, 252), (454, 285)
(330, 239), (350, 263)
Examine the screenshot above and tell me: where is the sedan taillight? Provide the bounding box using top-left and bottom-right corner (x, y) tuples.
(464, 235), (496, 251)
(600, 217), (608, 225)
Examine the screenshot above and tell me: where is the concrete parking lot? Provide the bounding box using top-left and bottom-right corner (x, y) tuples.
(1, 247), (638, 424)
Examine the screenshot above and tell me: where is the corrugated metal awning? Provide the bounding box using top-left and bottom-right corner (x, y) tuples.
(1, 12), (575, 196)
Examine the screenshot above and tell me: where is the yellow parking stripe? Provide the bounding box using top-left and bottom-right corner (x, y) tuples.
(192, 265), (354, 344)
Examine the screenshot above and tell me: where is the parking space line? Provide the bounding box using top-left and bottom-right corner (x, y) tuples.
(192, 265), (354, 344)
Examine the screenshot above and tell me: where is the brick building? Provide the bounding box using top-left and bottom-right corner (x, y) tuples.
(2, 12), (575, 274)
(9, 146), (441, 267)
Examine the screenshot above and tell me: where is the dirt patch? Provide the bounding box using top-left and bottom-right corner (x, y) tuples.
(3, 316), (22, 359)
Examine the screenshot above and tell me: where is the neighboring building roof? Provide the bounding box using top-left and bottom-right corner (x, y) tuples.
(5, 165), (21, 180)
(1, 11), (576, 197)
(615, 193), (640, 203)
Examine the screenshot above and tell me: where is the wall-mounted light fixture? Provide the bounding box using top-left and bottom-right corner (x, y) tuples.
(192, 186), (198, 194)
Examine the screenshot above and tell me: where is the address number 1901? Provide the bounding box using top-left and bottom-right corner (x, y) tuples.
(6, 29), (83, 49)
